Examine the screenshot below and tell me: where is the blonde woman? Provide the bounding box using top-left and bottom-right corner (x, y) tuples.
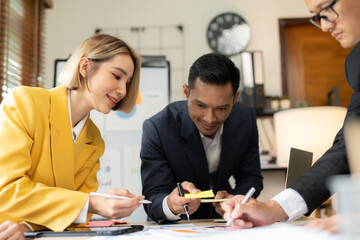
(0, 33), (143, 239)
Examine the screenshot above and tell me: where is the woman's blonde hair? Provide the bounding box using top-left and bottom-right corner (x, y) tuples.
(59, 33), (141, 113)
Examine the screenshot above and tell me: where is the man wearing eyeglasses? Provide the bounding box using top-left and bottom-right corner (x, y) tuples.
(222, 0), (360, 232)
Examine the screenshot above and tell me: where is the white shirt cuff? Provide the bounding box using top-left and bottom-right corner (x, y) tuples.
(73, 197), (90, 224)
(162, 195), (181, 221)
(271, 188), (308, 222)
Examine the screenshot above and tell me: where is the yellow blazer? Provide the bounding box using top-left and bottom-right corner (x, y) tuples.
(0, 86), (104, 231)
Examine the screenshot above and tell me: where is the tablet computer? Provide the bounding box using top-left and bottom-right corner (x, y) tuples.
(24, 225), (144, 238)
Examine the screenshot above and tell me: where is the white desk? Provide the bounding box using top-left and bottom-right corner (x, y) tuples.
(36, 218), (330, 240)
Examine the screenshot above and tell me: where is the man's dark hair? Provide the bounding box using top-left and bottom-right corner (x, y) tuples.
(188, 53), (240, 95)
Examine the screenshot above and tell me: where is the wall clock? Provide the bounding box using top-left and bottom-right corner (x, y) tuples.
(206, 12), (251, 56)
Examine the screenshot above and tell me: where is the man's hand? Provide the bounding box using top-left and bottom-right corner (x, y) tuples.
(167, 181), (201, 215)
(222, 196), (288, 228)
(213, 190), (234, 216)
(0, 221), (31, 240)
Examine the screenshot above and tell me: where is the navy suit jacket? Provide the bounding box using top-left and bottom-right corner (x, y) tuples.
(140, 101), (263, 223)
(291, 42), (360, 214)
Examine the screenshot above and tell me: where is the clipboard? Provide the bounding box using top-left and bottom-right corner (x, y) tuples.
(23, 225), (144, 238)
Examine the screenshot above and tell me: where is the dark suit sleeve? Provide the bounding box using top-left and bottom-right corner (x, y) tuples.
(140, 118), (177, 223)
(291, 94), (360, 214)
(290, 126), (349, 213)
(231, 108), (263, 198)
(290, 45), (360, 213)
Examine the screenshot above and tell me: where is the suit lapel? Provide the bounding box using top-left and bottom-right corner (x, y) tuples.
(74, 119), (97, 173)
(181, 107), (210, 190)
(215, 121), (234, 191)
(49, 86), (75, 189)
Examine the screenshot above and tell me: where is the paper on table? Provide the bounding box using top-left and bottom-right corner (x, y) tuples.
(88, 224), (341, 240)
(184, 190), (214, 198)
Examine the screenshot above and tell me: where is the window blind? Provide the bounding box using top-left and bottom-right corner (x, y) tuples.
(0, 0), (52, 101)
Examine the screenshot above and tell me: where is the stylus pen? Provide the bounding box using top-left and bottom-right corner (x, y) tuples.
(225, 187), (256, 229)
(89, 192), (152, 204)
(177, 182), (190, 221)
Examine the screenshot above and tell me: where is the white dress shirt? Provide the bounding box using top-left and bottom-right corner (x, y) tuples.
(162, 125), (223, 220)
(68, 89), (90, 224)
(271, 188), (308, 222)
(200, 125), (223, 174)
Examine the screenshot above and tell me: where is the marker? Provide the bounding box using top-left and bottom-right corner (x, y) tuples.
(225, 187), (256, 229)
(89, 192), (152, 204)
(177, 182), (190, 221)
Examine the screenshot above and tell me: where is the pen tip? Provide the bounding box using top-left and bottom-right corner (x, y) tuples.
(186, 214), (190, 221)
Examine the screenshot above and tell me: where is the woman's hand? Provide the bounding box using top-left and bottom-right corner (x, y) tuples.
(0, 221), (31, 240)
(89, 189), (144, 219)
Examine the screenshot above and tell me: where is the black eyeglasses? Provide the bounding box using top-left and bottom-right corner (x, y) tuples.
(309, 0), (339, 29)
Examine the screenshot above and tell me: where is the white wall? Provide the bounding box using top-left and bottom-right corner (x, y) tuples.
(44, 0), (310, 97)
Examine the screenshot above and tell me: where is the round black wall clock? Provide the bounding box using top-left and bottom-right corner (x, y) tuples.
(206, 12), (251, 56)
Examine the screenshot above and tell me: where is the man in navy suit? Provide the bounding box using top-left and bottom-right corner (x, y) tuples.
(140, 53), (263, 223)
(222, 0), (360, 233)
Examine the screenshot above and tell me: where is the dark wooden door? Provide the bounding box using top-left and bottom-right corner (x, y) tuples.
(279, 18), (353, 107)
